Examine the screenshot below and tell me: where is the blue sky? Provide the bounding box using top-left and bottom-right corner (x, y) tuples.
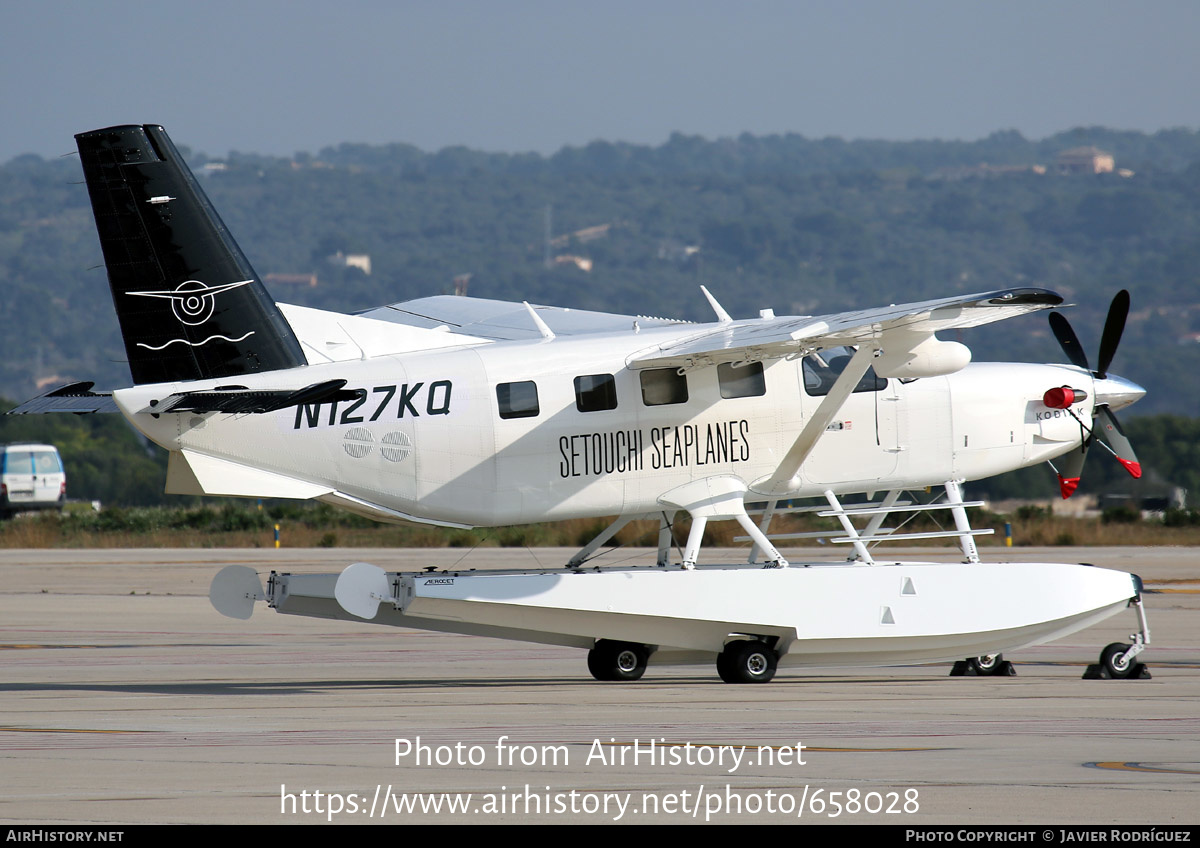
(3, 0), (1198, 162)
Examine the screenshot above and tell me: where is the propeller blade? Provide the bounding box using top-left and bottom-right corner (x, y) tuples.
(1048, 312), (1090, 372)
(1095, 289), (1130, 379)
(1046, 292), (1139, 495)
(1094, 405), (1142, 478)
(1049, 443), (1089, 499)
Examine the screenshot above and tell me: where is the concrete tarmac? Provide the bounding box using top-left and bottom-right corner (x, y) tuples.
(1, 545), (1198, 825)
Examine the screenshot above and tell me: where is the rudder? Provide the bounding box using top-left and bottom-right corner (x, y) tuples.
(75, 124), (306, 384)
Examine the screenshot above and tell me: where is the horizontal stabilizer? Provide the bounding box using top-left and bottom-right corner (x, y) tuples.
(148, 379), (357, 414)
(7, 382), (118, 415)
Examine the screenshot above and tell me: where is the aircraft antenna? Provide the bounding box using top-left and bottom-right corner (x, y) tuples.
(524, 302), (556, 340)
(700, 286), (733, 323)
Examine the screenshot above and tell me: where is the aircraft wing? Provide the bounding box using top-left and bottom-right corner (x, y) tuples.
(359, 295), (688, 341)
(8, 382), (118, 415)
(9, 380), (359, 417)
(627, 288), (1063, 370)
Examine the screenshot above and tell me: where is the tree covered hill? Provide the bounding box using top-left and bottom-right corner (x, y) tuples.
(2, 125), (1198, 420)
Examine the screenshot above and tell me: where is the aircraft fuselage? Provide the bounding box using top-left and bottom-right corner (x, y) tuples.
(113, 322), (1092, 528)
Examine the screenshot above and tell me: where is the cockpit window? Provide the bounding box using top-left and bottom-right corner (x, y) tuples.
(802, 346), (888, 396)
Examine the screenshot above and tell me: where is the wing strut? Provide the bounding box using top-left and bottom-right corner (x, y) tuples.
(752, 343), (878, 496)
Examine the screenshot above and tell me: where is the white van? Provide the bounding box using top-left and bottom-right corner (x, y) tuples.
(0, 443), (66, 517)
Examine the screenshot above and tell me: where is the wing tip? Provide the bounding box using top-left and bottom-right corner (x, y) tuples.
(985, 288), (1063, 307)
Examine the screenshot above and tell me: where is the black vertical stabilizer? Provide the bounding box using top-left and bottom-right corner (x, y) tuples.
(75, 125), (306, 385)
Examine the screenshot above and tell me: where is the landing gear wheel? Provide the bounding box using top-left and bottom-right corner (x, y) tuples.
(970, 653), (1014, 676)
(969, 653), (1002, 674)
(1084, 641), (1150, 680)
(717, 640), (777, 684)
(949, 653), (1015, 676)
(1100, 642), (1134, 679)
(587, 640), (648, 681)
(715, 650), (732, 681)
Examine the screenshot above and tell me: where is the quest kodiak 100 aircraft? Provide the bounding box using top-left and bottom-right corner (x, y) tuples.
(13, 124), (1152, 683)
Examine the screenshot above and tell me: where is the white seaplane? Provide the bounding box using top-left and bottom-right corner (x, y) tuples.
(14, 124), (1152, 683)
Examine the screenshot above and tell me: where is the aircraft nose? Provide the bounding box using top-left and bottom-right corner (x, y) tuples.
(1093, 374), (1145, 412)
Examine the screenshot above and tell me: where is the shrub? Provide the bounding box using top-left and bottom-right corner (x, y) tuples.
(1101, 505), (1141, 525)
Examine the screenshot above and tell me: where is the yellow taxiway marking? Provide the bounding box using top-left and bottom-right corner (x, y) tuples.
(1143, 578), (1200, 594)
(1088, 761), (1200, 775)
(0, 644), (101, 650)
(1, 727), (151, 734)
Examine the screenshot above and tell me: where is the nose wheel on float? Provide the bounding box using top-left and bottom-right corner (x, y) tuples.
(949, 653), (1017, 676)
(1085, 641), (1149, 679)
(947, 596), (1152, 681)
(1084, 596), (1152, 679)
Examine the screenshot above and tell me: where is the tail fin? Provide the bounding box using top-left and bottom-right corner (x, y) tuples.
(75, 124), (306, 385)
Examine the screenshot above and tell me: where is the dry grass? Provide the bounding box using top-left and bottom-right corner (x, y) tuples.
(0, 506), (1197, 550)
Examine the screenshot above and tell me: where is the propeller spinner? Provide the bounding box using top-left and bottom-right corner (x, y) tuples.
(1046, 290), (1144, 498)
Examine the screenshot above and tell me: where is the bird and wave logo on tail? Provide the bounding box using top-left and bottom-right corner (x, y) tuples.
(128, 279), (256, 350)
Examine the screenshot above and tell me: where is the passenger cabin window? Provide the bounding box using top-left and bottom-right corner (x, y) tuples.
(640, 368), (688, 406)
(574, 374), (618, 412)
(496, 381), (540, 419)
(802, 346), (888, 397)
(717, 362), (766, 399)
